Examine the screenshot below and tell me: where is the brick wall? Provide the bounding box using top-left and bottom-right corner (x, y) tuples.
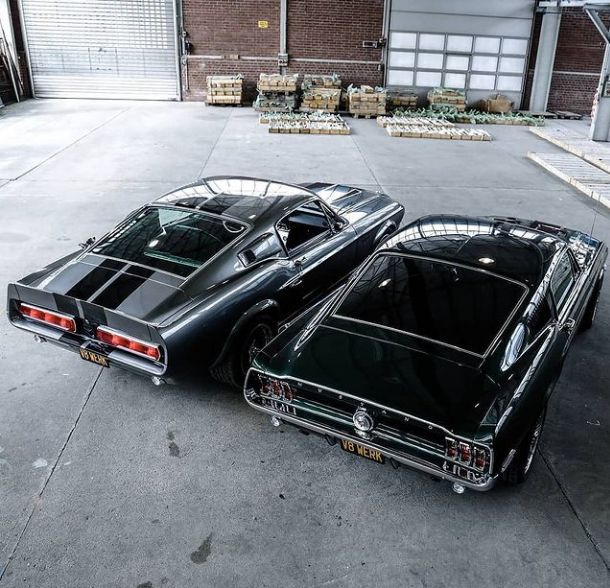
(524, 8), (607, 114)
(182, 0), (385, 101)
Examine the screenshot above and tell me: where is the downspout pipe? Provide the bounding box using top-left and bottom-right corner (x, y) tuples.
(279, 0), (287, 73)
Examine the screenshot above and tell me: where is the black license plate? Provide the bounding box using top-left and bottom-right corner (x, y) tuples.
(79, 348), (109, 367)
(340, 439), (385, 464)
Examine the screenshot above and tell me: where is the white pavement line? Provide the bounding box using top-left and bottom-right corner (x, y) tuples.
(538, 448), (610, 574)
(528, 152), (610, 210)
(12, 106), (133, 182)
(0, 367), (104, 584)
(197, 108), (233, 179)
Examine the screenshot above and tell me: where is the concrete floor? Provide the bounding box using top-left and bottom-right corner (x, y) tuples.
(0, 100), (609, 588)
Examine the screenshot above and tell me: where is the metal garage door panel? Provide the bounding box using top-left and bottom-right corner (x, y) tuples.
(21, 0), (178, 100)
(387, 0), (535, 107)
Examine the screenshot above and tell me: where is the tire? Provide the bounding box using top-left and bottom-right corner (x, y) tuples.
(210, 317), (276, 388)
(580, 272), (604, 332)
(501, 406), (547, 485)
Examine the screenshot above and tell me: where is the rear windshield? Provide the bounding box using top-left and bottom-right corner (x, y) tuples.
(334, 254), (526, 355)
(92, 206), (246, 277)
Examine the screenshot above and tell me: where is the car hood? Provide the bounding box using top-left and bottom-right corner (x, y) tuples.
(258, 317), (498, 437)
(25, 253), (191, 324)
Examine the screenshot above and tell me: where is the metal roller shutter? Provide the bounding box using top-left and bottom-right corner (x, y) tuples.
(21, 0), (179, 100)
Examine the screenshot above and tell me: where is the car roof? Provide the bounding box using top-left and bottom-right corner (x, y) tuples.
(154, 176), (316, 224)
(380, 214), (565, 287)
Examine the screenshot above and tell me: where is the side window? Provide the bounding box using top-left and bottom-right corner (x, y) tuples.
(277, 201), (331, 253)
(550, 252), (575, 308)
(238, 232), (283, 266)
(527, 295), (553, 339)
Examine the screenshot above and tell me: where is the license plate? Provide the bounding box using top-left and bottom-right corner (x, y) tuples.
(79, 348), (109, 367)
(340, 439), (385, 464)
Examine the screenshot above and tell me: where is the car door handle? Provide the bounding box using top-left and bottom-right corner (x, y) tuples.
(560, 318), (576, 332)
(294, 256), (308, 267)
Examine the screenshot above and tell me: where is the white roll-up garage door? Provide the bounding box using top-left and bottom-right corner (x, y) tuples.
(386, 0), (535, 107)
(21, 0), (179, 100)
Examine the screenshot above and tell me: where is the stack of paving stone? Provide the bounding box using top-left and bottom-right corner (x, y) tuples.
(347, 85), (387, 118)
(386, 90), (418, 111)
(427, 87), (466, 112)
(299, 74), (342, 113)
(261, 112), (350, 135)
(254, 73), (299, 112)
(205, 75), (243, 105)
(386, 122), (491, 140)
(377, 115), (454, 128)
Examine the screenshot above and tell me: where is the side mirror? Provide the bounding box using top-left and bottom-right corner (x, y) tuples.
(333, 218), (347, 232)
(79, 237), (96, 249)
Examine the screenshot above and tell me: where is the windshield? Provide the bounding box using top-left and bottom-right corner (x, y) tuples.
(92, 206), (247, 277)
(334, 253), (526, 355)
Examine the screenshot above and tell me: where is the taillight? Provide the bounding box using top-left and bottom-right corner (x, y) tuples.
(445, 437), (490, 473)
(258, 375), (294, 402)
(473, 447), (488, 472)
(19, 303), (76, 332)
(96, 327), (160, 361)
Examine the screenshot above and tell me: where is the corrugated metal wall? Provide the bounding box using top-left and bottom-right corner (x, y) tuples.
(387, 0), (536, 107)
(21, 0), (178, 100)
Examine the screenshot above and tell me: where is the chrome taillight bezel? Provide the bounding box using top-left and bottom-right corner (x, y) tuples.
(19, 303), (77, 332)
(445, 436), (490, 473)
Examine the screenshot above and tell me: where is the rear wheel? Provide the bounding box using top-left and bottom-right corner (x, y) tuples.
(580, 272), (604, 332)
(502, 406), (546, 485)
(210, 317), (276, 388)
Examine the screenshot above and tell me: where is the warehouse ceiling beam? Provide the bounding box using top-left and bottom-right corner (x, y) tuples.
(585, 5), (610, 42)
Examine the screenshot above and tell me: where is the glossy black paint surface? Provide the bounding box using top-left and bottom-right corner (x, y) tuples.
(245, 214), (608, 489)
(6, 177), (404, 380)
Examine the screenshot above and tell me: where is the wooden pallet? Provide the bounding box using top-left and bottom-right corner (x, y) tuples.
(552, 110), (583, 120)
(530, 126), (610, 175)
(528, 152), (610, 209)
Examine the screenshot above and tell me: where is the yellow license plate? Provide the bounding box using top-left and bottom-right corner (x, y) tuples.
(79, 348), (109, 367)
(340, 439), (385, 464)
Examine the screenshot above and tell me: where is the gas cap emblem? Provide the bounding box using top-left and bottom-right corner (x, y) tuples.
(352, 408), (375, 433)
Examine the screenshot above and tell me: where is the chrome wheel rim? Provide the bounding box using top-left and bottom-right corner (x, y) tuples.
(524, 414), (544, 474)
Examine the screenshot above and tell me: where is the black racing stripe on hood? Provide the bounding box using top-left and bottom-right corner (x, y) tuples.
(65, 259), (126, 300)
(91, 274), (146, 310)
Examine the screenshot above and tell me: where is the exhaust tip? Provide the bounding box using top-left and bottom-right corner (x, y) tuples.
(33, 335), (45, 344)
(452, 482), (466, 495)
(270, 416), (282, 428)
(151, 376), (166, 387)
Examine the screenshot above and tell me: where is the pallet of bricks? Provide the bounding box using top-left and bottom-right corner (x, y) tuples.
(427, 87), (466, 112)
(386, 90), (418, 111)
(254, 73), (299, 112)
(206, 75), (242, 105)
(261, 112), (350, 135)
(347, 85), (387, 118)
(300, 74), (341, 113)
(376, 116), (452, 128)
(385, 119), (491, 141)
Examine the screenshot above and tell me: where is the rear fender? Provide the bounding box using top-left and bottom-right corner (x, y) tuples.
(211, 299), (280, 368)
